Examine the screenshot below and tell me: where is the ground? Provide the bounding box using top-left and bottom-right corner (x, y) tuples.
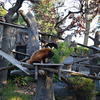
(16, 81), (37, 95)
(0, 81), (37, 100)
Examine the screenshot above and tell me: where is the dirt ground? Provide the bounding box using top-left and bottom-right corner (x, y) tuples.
(15, 82), (37, 95)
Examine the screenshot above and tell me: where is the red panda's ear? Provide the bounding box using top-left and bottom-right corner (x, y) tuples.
(43, 42), (58, 49)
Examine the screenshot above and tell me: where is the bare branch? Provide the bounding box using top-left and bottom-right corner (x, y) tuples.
(55, 0), (84, 29)
(0, 2), (8, 11)
(89, 36), (94, 41)
(19, 10), (30, 26)
(5, 0), (24, 23)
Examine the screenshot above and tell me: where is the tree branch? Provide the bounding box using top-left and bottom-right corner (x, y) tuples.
(5, 0), (24, 23)
(19, 10), (30, 27)
(55, 0), (84, 28)
(89, 36), (94, 41)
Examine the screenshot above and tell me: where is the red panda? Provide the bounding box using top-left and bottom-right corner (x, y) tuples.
(27, 48), (54, 64)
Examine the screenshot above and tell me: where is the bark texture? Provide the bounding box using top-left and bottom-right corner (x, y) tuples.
(26, 11), (39, 56)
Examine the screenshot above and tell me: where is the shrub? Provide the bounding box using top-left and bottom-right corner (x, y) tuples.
(76, 46), (89, 56)
(51, 42), (74, 63)
(67, 76), (96, 100)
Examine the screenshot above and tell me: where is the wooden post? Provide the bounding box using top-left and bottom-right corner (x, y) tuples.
(34, 71), (55, 100)
(35, 65), (38, 80)
(58, 66), (61, 80)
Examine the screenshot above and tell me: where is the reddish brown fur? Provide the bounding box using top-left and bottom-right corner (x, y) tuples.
(27, 48), (52, 64)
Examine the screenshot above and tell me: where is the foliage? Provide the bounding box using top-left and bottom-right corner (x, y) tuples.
(0, 6), (7, 16)
(0, 82), (32, 100)
(67, 76), (97, 100)
(8, 63), (13, 66)
(12, 76), (33, 86)
(76, 46), (89, 56)
(14, 15), (26, 25)
(89, 0), (100, 19)
(33, 0), (57, 35)
(51, 42), (74, 63)
(53, 74), (59, 83)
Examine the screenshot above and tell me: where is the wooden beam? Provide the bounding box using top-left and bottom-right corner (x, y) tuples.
(61, 69), (88, 76)
(0, 50), (30, 75)
(33, 63), (64, 67)
(74, 58), (90, 63)
(0, 21), (27, 29)
(61, 69), (100, 80)
(41, 68), (100, 80)
(12, 50), (30, 57)
(0, 66), (16, 71)
(75, 63), (100, 70)
(10, 70), (35, 76)
(77, 43), (100, 51)
(38, 31), (64, 40)
(20, 57), (30, 62)
(21, 62), (34, 69)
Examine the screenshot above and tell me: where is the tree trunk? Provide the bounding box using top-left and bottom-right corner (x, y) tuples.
(26, 11), (39, 56)
(0, 25), (11, 84)
(0, 0), (24, 84)
(34, 72), (55, 100)
(83, 0), (91, 46)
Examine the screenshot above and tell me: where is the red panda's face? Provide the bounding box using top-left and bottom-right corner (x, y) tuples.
(48, 50), (54, 58)
(42, 50), (54, 59)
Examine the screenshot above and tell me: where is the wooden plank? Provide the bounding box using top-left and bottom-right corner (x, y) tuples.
(33, 63), (64, 66)
(0, 50), (30, 75)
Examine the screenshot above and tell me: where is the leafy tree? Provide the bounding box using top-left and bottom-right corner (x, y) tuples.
(33, 0), (57, 35)
(0, 6), (7, 16)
